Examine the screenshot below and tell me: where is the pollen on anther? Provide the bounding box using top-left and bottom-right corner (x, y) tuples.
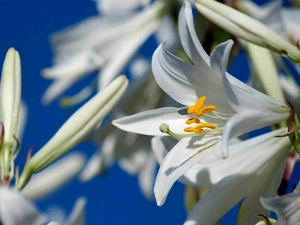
(185, 118), (200, 124)
(195, 105), (216, 116)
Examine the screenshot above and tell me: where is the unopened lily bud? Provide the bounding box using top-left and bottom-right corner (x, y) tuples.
(194, 0), (300, 62)
(17, 76), (128, 190)
(0, 48), (21, 182)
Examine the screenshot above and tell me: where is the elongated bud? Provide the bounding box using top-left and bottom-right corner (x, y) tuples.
(194, 0), (300, 62)
(0, 48), (21, 182)
(17, 76), (128, 190)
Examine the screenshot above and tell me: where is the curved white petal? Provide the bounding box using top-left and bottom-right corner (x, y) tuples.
(210, 37), (289, 114)
(154, 135), (221, 206)
(152, 44), (233, 112)
(216, 110), (289, 158)
(113, 107), (186, 136)
(179, 1), (211, 68)
(0, 187), (46, 225)
(113, 106), (224, 136)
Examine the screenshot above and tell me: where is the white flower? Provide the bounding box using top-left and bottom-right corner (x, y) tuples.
(194, 0), (300, 62)
(261, 182), (300, 225)
(113, 3), (291, 222)
(17, 76), (128, 190)
(42, 0), (170, 104)
(113, 1), (289, 158)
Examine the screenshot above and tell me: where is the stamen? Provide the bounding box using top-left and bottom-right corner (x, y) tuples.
(196, 123), (216, 129)
(160, 123), (217, 139)
(195, 96), (206, 110)
(184, 127), (204, 133)
(195, 105), (216, 116)
(185, 118), (200, 124)
(187, 96), (206, 114)
(184, 123), (216, 133)
(187, 106), (195, 114)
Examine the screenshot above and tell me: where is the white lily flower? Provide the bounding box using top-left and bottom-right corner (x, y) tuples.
(194, 0), (300, 62)
(18, 76), (128, 190)
(0, 187), (47, 225)
(113, 1), (290, 159)
(261, 182), (300, 225)
(21, 152), (86, 200)
(0, 48), (21, 181)
(42, 0), (168, 104)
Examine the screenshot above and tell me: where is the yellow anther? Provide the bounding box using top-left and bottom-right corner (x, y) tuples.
(187, 105), (195, 114)
(195, 96), (206, 110)
(184, 96), (217, 134)
(196, 123), (216, 129)
(184, 123), (216, 133)
(185, 118), (201, 124)
(184, 127), (204, 133)
(195, 105), (216, 116)
(187, 96), (206, 114)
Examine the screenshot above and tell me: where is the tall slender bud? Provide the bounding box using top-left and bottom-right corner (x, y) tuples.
(0, 48), (21, 183)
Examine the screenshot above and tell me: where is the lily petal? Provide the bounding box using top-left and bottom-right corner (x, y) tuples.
(178, 1), (210, 68)
(216, 110), (289, 158)
(154, 135), (221, 206)
(152, 44), (232, 112)
(210, 37), (288, 114)
(113, 107), (188, 136)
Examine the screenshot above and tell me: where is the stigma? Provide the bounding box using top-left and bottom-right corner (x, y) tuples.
(185, 96), (217, 133)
